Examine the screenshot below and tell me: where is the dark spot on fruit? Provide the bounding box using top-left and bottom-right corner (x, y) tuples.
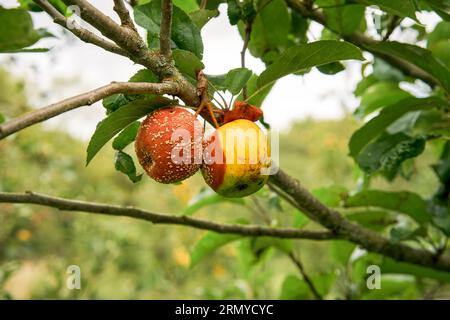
(258, 180), (264, 185)
(237, 183), (248, 191)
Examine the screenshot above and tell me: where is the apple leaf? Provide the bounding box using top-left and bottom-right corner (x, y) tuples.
(0, 8), (53, 53)
(134, 1), (203, 59)
(349, 97), (447, 159)
(190, 232), (243, 267)
(345, 190), (431, 225)
(355, 0), (418, 21)
(356, 133), (427, 180)
(224, 68), (253, 95)
(114, 150), (142, 183)
(112, 121), (141, 151)
(184, 189), (245, 216)
(257, 40), (364, 89)
(368, 41), (450, 93)
(172, 49), (204, 79)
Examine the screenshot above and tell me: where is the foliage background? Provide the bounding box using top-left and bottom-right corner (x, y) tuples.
(0, 67), (447, 299)
(0, 0), (450, 300)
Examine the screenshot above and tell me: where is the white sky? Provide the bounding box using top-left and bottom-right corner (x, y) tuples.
(0, 1), (440, 140)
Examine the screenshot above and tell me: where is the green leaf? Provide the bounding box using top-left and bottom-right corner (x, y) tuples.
(345, 190), (431, 224)
(87, 97), (175, 165)
(355, 0), (418, 21)
(227, 0), (242, 25)
(114, 150), (142, 183)
(172, 49), (204, 79)
(317, 62), (345, 75)
(102, 94), (131, 113)
(183, 189), (245, 216)
(112, 121), (140, 151)
(368, 41), (450, 93)
(346, 210), (397, 231)
(245, 0), (290, 58)
(355, 82), (412, 117)
(293, 210), (309, 228)
(312, 185), (348, 207)
(237, 73), (273, 107)
(290, 10), (309, 43)
(173, 0), (198, 13)
(190, 9), (219, 28)
(129, 68), (159, 83)
(425, 0), (450, 21)
(0, 113), (4, 124)
(349, 97), (447, 159)
(134, 1), (203, 58)
(330, 240), (356, 265)
(257, 40), (364, 89)
(321, 1), (366, 35)
(354, 75), (378, 96)
(251, 237), (293, 255)
(430, 141), (450, 235)
(279, 273), (335, 299)
(428, 22), (450, 46)
(102, 69), (159, 113)
(389, 223), (426, 242)
(224, 68), (253, 95)
(356, 133), (426, 180)
(0, 8), (53, 52)
(190, 231), (243, 267)
(427, 22), (450, 69)
(279, 275), (311, 299)
(241, 0), (256, 21)
(382, 257), (450, 283)
(361, 275), (419, 299)
(19, 0), (67, 15)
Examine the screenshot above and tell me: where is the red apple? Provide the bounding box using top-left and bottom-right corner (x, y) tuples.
(135, 106), (203, 184)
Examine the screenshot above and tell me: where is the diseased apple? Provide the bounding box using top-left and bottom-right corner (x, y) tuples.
(202, 119), (271, 198)
(135, 106), (203, 184)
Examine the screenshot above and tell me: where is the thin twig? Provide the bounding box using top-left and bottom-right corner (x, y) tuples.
(250, 193), (322, 300)
(57, 0), (199, 105)
(0, 192), (336, 240)
(250, 197), (272, 225)
(33, 0), (128, 57)
(60, 1), (153, 68)
(241, 21), (252, 100)
(267, 182), (308, 216)
(113, 0), (137, 32)
(200, 0), (208, 10)
(0, 82), (178, 140)
(382, 16), (400, 41)
(288, 252), (323, 300)
(159, 0), (173, 59)
(423, 282), (444, 300)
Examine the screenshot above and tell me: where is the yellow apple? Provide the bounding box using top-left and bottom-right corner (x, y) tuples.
(202, 119), (271, 198)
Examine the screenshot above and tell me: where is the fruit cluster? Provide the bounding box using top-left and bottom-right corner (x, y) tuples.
(135, 102), (271, 198)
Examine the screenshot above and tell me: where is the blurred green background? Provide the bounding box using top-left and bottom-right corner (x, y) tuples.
(0, 67), (448, 299)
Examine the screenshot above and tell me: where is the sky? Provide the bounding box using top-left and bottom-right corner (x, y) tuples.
(0, 1), (440, 141)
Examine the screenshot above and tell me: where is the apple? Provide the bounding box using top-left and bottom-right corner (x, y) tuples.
(202, 119), (271, 197)
(135, 106), (203, 184)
